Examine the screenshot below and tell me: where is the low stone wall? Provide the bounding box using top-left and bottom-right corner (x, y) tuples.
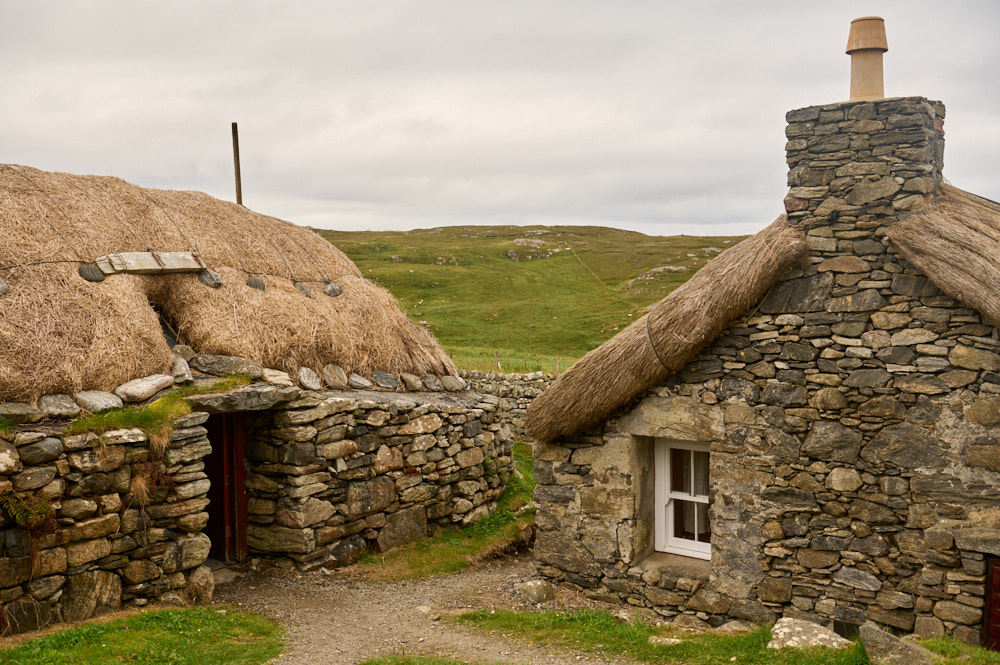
(0, 357), (514, 634)
(460, 370), (554, 440)
(0, 414), (215, 634)
(236, 389), (514, 569)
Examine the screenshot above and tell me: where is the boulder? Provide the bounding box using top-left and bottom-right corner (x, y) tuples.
(38, 394), (81, 418)
(75, 390), (123, 413)
(298, 367), (322, 391)
(114, 374), (174, 403)
(767, 617), (851, 650)
(321, 364), (349, 390)
(858, 621), (936, 665)
(514, 579), (556, 603)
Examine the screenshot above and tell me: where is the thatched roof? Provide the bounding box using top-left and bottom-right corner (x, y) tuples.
(887, 185), (1000, 328)
(525, 215), (808, 443)
(0, 164), (455, 402)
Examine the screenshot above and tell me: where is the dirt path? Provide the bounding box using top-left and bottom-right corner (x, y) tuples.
(214, 555), (630, 665)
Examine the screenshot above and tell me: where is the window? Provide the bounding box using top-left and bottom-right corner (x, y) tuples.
(654, 440), (711, 559)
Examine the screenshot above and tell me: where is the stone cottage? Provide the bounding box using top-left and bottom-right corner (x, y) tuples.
(0, 167), (513, 634)
(525, 38), (1000, 650)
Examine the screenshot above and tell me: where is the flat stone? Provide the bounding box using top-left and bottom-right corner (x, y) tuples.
(894, 374), (948, 395)
(950, 345), (1000, 371)
(298, 367), (322, 391)
(826, 467), (862, 491)
(172, 356), (194, 383)
(114, 374), (174, 403)
(862, 422), (948, 468)
(186, 384), (299, 413)
(61, 570), (121, 622)
(372, 371), (399, 389)
(802, 420), (862, 463)
(321, 364), (349, 390)
(189, 354), (263, 379)
(376, 505), (427, 552)
(258, 369), (292, 388)
(38, 394), (81, 419)
(0, 440), (21, 474)
(348, 373), (373, 389)
(858, 395), (905, 419)
(859, 621), (936, 665)
(827, 289), (887, 313)
(13, 466), (57, 491)
(422, 374), (444, 391)
(767, 617), (851, 650)
(966, 399), (1000, 426)
(817, 256), (869, 273)
(440, 375), (465, 391)
(890, 329), (938, 346)
(0, 402), (44, 424)
(75, 390), (123, 413)
(246, 524), (315, 554)
(400, 373), (423, 391)
(17, 437), (64, 465)
(833, 566), (881, 592)
(953, 528), (1000, 556)
(843, 369), (891, 388)
(845, 176), (902, 206)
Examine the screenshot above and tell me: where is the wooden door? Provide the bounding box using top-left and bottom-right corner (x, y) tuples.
(987, 558), (1000, 650)
(205, 413), (249, 563)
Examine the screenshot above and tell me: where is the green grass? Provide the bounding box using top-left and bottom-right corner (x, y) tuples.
(352, 440), (535, 581)
(0, 606), (282, 665)
(459, 609), (870, 665)
(317, 225), (744, 370)
(64, 376), (252, 444)
(0, 416), (11, 438)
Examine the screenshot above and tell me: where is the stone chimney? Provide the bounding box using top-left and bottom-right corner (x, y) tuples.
(847, 17), (888, 101)
(782, 20), (945, 258)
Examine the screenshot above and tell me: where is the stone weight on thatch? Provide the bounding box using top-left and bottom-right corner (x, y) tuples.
(0, 165), (457, 402)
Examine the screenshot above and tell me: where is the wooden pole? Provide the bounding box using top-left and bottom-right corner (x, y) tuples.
(231, 122), (243, 206)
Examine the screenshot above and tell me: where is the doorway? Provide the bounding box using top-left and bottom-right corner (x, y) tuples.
(205, 413), (249, 563)
(986, 558), (1000, 650)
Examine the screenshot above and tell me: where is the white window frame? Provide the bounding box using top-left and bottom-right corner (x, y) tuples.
(654, 439), (711, 560)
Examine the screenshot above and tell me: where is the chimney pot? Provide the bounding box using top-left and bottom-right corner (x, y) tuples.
(847, 17), (888, 101)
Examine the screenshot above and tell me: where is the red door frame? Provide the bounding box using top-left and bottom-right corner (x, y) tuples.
(987, 558), (1000, 650)
(205, 413), (249, 563)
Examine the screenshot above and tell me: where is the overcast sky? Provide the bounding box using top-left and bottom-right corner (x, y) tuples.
(3, 2), (998, 237)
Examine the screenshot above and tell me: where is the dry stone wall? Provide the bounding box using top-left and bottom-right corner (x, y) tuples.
(460, 370), (554, 440)
(534, 97), (1000, 644)
(0, 355), (513, 635)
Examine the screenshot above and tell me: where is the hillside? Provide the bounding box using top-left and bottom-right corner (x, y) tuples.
(316, 225), (747, 372)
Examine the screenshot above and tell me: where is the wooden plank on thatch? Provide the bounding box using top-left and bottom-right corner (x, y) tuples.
(95, 251), (205, 274)
(524, 215), (808, 443)
(887, 185), (1000, 329)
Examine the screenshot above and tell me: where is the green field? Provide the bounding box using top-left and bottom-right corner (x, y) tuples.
(317, 225), (745, 372)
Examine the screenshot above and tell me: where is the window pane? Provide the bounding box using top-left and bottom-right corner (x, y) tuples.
(693, 449), (709, 497)
(695, 503), (711, 542)
(672, 499), (698, 541)
(670, 448), (691, 494)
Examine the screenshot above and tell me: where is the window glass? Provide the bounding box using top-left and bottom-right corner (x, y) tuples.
(693, 449), (709, 496)
(670, 448), (690, 494)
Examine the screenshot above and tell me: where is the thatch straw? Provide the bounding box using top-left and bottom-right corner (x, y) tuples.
(887, 185), (1000, 329)
(525, 216), (808, 443)
(0, 165), (454, 402)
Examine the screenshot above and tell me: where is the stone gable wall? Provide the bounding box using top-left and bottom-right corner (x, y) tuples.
(533, 97), (1000, 645)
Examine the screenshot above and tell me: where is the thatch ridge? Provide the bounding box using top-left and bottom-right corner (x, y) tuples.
(0, 165), (455, 402)
(887, 185), (1000, 329)
(525, 216), (808, 443)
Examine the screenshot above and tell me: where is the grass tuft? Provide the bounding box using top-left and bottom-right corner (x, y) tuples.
(458, 609), (875, 665)
(64, 375), (252, 455)
(0, 606), (282, 665)
(352, 441), (535, 581)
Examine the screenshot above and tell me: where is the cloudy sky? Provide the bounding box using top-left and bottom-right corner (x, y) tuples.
(3, 1), (998, 237)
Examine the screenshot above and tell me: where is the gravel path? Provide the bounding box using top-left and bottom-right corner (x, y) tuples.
(214, 555), (631, 665)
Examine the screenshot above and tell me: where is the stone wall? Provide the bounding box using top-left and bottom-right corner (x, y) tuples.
(236, 389), (514, 570)
(0, 356), (514, 635)
(460, 370), (554, 440)
(0, 415), (215, 635)
(533, 97), (1000, 644)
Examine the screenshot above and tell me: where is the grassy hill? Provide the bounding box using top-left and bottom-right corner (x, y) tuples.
(316, 225), (746, 373)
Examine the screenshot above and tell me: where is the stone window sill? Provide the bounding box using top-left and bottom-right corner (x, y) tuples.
(634, 551), (711, 581)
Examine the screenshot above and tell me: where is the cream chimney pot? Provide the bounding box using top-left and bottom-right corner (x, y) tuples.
(847, 16), (888, 101)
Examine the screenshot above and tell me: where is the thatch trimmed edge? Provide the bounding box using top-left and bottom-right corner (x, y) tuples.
(887, 185), (1000, 329)
(524, 215), (808, 443)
